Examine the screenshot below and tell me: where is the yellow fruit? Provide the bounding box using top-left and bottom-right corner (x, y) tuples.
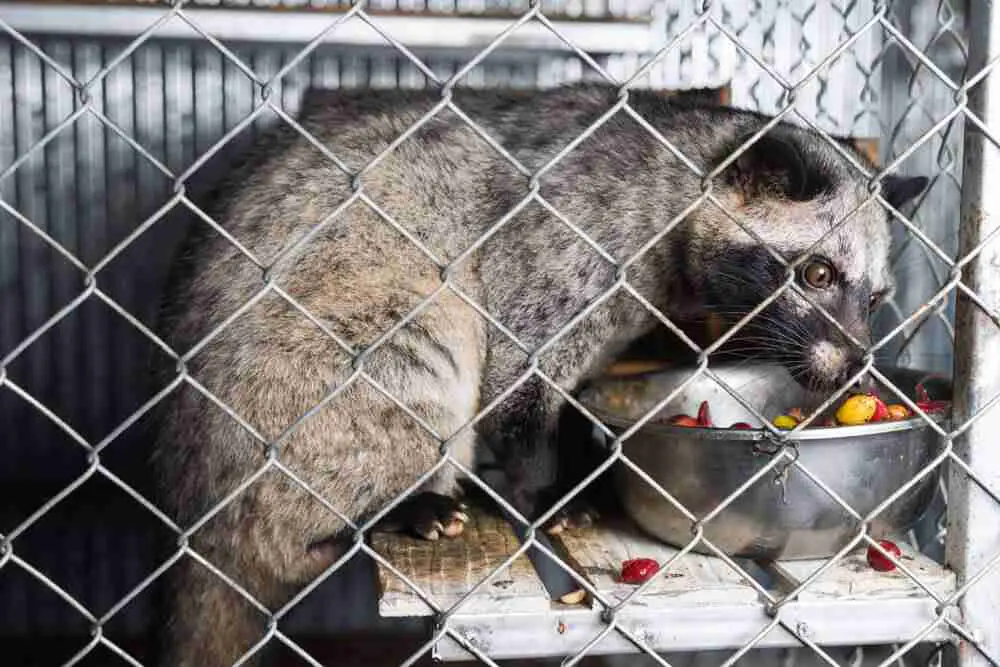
(886, 404), (911, 421)
(835, 394), (878, 425)
(773, 415), (798, 430)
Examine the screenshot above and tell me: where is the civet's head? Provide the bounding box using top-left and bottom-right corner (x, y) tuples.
(691, 123), (927, 393)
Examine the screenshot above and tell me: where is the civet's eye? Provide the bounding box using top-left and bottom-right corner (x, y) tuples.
(801, 259), (837, 290)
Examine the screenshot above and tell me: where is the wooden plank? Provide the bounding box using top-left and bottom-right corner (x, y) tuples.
(852, 137), (880, 166)
(371, 507), (550, 618)
(604, 360), (672, 377)
(764, 539), (956, 601)
(547, 516), (760, 608)
(652, 86), (732, 106)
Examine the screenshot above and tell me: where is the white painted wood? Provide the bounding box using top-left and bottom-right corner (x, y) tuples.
(765, 540), (956, 601)
(372, 511), (958, 660)
(548, 516), (760, 608)
(432, 597), (955, 661)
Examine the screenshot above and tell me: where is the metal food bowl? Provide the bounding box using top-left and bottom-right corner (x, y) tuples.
(579, 363), (950, 561)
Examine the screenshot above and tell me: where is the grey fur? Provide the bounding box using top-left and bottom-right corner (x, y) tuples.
(152, 83), (925, 666)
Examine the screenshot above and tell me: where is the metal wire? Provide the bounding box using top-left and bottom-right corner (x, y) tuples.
(0, 0), (997, 666)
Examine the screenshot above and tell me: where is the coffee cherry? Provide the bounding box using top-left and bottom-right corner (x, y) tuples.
(621, 558), (660, 584)
(835, 394), (878, 425)
(866, 540), (901, 572)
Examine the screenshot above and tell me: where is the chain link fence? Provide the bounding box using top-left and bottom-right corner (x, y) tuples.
(1, 0), (998, 666)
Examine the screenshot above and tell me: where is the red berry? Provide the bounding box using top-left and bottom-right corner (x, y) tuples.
(667, 414), (699, 427)
(913, 381), (951, 415)
(696, 400), (712, 427)
(621, 558), (660, 584)
(866, 540), (902, 572)
(729, 422), (753, 430)
(886, 404), (911, 420)
(916, 400), (950, 414)
(870, 395), (890, 422)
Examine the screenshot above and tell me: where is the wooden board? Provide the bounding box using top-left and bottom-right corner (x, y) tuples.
(548, 516), (761, 609)
(763, 539), (955, 601)
(851, 137), (880, 166)
(653, 86), (731, 106)
(369, 506), (957, 660)
(372, 503), (951, 623)
(371, 507), (550, 617)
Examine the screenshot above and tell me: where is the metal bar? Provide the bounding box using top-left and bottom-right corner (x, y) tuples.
(948, 2), (1000, 665)
(0, 3), (655, 53)
(432, 598), (955, 661)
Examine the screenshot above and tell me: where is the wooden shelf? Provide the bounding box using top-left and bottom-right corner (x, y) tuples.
(370, 507), (957, 661)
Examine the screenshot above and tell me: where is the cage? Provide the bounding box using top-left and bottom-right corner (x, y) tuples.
(0, 0), (998, 666)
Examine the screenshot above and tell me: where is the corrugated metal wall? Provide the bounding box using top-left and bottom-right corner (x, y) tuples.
(0, 37), (618, 482)
(0, 0), (967, 663)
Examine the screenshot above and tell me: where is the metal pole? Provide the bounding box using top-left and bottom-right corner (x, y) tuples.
(947, 2), (1000, 665)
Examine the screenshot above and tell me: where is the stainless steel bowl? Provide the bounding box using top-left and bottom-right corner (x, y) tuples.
(579, 363), (950, 561)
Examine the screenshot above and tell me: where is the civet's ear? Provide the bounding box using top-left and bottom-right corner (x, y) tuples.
(723, 128), (824, 202)
(881, 175), (929, 210)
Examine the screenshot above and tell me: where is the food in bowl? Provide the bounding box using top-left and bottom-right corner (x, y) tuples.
(835, 394), (886, 425)
(886, 404), (911, 420)
(772, 414), (799, 429)
(579, 364), (949, 559)
(776, 382), (950, 428)
(665, 400), (712, 427)
(660, 381), (951, 431)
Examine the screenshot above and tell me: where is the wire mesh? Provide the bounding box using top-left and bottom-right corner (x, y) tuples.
(0, 0), (997, 666)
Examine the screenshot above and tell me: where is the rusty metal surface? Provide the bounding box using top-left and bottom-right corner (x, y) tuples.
(946, 3), (1000, 665)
